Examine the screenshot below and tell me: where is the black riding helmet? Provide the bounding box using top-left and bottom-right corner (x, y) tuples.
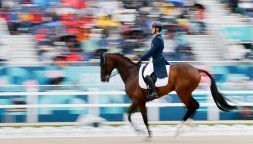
(152, 21), (163, 32)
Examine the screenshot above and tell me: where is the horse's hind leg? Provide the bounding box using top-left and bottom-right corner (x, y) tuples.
(175, 92), (199, 136)
(182, 97), (199, 121)
(176, 90), (200, 122)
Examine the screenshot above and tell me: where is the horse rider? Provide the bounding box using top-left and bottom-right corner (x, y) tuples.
(138, 21), (168, 101)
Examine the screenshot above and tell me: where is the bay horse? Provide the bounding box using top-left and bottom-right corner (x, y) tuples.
(100, 53), (236, 137)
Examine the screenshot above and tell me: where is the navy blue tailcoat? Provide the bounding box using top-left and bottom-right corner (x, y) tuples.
(140, 34), (167, 78)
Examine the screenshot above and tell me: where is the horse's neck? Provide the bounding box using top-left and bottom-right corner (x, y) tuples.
(114, 58), (138, 83)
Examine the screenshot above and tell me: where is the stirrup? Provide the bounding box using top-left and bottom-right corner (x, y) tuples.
(147, 91), (158, 101)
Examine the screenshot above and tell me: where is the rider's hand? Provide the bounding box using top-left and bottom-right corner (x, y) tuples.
(136, 61), (142, 65)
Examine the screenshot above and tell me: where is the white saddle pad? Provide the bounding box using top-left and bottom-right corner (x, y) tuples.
(139, 64), (170, 89)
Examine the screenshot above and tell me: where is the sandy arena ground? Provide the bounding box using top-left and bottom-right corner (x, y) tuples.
(1, 136), (253, 144)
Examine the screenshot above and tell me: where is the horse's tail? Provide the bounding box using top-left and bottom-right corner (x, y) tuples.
(199, 69), (237, 112)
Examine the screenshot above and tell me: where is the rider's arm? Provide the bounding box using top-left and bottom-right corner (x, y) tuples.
(140, 38), (162, 61)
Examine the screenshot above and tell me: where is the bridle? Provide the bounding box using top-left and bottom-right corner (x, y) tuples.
(100, 53), (138, 81)
(100, 53), (109, 81)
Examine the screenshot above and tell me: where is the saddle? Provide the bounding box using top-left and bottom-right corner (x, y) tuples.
(138, 63), (170, 89)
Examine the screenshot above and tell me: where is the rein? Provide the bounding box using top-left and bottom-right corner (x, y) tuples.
(101, 53), (140, 81)
(109, 63), (138, 78)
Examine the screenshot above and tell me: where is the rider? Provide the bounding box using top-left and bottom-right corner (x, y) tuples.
(138, 21), (168, 101)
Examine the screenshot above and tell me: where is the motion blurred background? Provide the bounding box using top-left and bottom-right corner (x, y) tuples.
(0, 0), (252, 124)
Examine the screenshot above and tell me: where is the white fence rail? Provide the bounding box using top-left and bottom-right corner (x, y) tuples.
(0, 90), (253, 96)
(1, 102), (253, 109)
(0, 90), (252, 109)
(0, 90), (252, 122)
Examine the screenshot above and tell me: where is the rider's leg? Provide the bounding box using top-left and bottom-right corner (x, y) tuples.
(143, 61), (158, 101)
(144, 75), (158, 101)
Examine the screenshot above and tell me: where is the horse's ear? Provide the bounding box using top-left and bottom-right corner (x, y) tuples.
(100, 53), (107, 65)
(100, 54), (104, 66)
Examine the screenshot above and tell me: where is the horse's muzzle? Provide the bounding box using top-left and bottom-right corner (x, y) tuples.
(105, 75), (110, 82)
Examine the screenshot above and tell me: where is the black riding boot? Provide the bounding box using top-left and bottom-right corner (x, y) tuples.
(144, 76), (158, 101)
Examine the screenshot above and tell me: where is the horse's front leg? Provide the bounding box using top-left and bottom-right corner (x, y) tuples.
(139, 102), (152, 139)
(128, 102), (140, 132)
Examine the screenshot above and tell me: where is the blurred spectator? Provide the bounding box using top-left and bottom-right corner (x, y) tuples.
(61, 0), (87, 9)
(31, 10), (43, 26)
(20, 0), (32, 4)
(174, 31), (194, 60)
(120, 27), (144, 55)
(244, 44), (253, 60)
(35, 28), (53, 54)
(1, 0), (19, 8)
(122, 0), (146, 9)
(65, 53), (83, 61)
(0, 16), (10, 35)
(163, 33), (176, 60)
(8, 11), (20, 34)
(18, 12), (32, 33)
(46, 56), (66, 86)
(245, 50), (253, 60)
(176, 9), (191, 33)
(93, 32), (109, 59)
(0, 17), (9, 63)
(224, 44), (250, 61)
(191, 3), (206, 34)
(229, 0), (239, 13)
(184, 0), (195, 8)
(0, 0), (211, 62)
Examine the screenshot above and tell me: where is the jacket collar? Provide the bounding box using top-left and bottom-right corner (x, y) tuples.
(153, 33), (161, 38)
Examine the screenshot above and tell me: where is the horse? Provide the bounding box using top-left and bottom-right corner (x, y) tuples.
(100, 53), (236, 137)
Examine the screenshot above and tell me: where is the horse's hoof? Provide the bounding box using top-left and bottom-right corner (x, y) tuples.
(135, 128), (145, 135)
(174, 131), (180, 137)
(144, 136), (152, 142)
(174, 127), (182, 137)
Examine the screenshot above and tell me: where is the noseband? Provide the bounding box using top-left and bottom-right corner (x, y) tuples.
(101, 53), (110, 81)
